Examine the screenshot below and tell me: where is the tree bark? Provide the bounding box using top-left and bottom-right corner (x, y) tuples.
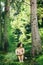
(0, 2), (2, 50)
(3, 0), (10, 51)
(30, 0), (42, 56)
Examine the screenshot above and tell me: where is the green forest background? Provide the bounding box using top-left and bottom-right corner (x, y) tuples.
(0, 0), (43, 65)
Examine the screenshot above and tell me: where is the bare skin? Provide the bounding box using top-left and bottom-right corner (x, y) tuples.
(15, 44), (25, 62)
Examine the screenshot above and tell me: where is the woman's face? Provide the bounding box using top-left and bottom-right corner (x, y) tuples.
(20, 44), (22, 47)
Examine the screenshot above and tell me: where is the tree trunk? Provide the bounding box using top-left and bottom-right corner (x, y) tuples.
(3, 0), (10, 52)
(30, 0), (42, 56)
(0, 3), (2, 50)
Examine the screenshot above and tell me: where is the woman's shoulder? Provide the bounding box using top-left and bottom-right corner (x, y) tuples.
(22, 47), (25, 50)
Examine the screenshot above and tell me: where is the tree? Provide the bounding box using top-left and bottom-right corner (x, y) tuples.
(3, 0), (10, 51)
(0, 2), (2, 50)
(30, 0), (42, 56)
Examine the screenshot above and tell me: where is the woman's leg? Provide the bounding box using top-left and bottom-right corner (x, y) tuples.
(18, 55), (24, 62)
(21, 55), (24, 62)
(18, 56), (21, 62)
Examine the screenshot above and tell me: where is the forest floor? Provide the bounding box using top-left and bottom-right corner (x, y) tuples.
(0, 31), (43, 65)
(0, 46), (43, 65)
(0, 53), (43, 65)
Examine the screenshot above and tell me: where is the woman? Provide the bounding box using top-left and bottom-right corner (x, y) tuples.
(15, 42), (25, 62)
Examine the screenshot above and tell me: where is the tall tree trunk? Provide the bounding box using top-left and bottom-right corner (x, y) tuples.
(0, 2), (2, 50)
(3, 0), (10, 52)
(30, 0), (42, 56)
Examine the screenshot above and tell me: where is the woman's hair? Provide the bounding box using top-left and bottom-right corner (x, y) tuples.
(17, 42), (24, 47)
(17, 42), (22, 47)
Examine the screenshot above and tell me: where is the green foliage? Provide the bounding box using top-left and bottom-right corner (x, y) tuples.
(0, 0), (43, 65)
(0, 61), (30, 65)
(37, 0), (43, 28)
(4, 52), (17, 62)
(0, 54), (4, 61)
(39, 28), (43, 43)
(37, 0), (43, 7)
(36, 55), (43, 65)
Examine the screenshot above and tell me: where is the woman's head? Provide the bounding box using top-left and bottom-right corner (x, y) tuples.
(17, 42), (23, 48)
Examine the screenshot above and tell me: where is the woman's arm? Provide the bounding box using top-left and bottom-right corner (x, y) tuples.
(22, 48), (25, 54)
